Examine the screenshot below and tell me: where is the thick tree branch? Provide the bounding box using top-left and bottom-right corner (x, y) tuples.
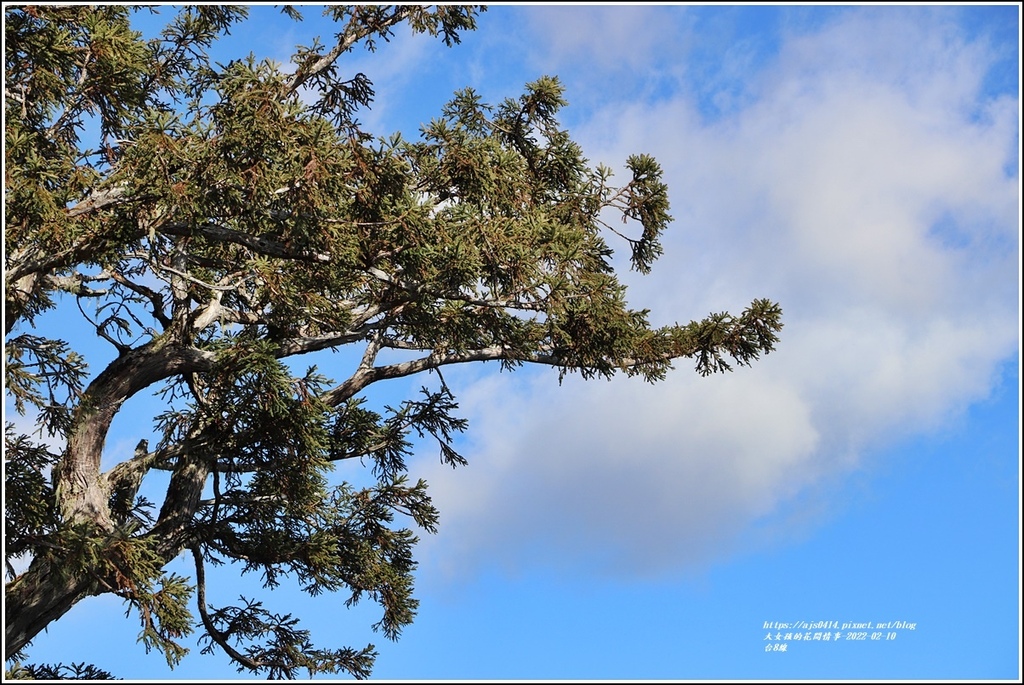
(54, 340), (217, 530)
(4, 558), (101, 660)
(48, 272), (110, 298)
(105, 439), (159, 523)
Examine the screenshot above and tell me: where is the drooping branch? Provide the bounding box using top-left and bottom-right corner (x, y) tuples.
(189, 545), (377, 679)
(190, 546), (265, 671)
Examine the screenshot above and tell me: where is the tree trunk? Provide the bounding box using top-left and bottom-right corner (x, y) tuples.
(7, 342), (218, 656)
(5, 456), (211, 659)
(54, 340), (214, 529)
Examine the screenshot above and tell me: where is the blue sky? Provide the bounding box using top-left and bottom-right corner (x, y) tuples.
(4, 3), (1021, 681)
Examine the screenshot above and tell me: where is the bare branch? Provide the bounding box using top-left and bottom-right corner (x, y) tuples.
(108, 270), (172, 329)
(320, 337), (702, 406)
(190, 293), (263, 331)
(129, 252), (251, 293)
(48, 273), (110, 298)
(323, 345), (558, 405)
(284, 6), (412, 95)
(54, 341), (218, 528)
(274, 328), (373, 358)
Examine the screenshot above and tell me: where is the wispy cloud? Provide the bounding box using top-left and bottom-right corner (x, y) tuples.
(411, 7), (1019, 582)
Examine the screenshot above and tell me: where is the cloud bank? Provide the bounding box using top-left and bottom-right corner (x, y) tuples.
(407, 7), (1018, 580)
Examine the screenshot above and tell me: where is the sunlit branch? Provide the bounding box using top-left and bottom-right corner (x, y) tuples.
(66, 183), (130, 218)
(284, 6), (411, 95)
(323, 345), (559, 405)
(48, 273), (110, 299)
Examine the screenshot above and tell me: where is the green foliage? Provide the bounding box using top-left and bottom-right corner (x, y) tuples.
(4, 335), (87, 436)
(5, 661), (118, 680)
(197, 594), (377, 679)
(27, 524), (197, 667)
(4, 3), (781, 680)
(3, 425), (60, 576)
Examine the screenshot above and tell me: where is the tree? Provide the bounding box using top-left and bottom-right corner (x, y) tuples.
(4, 5), (783, 679)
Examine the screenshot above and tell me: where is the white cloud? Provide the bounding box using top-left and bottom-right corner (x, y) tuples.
(409, 8), (1019, 582)
(417, 363), (822, 579)
(521, 5), (686, 74)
